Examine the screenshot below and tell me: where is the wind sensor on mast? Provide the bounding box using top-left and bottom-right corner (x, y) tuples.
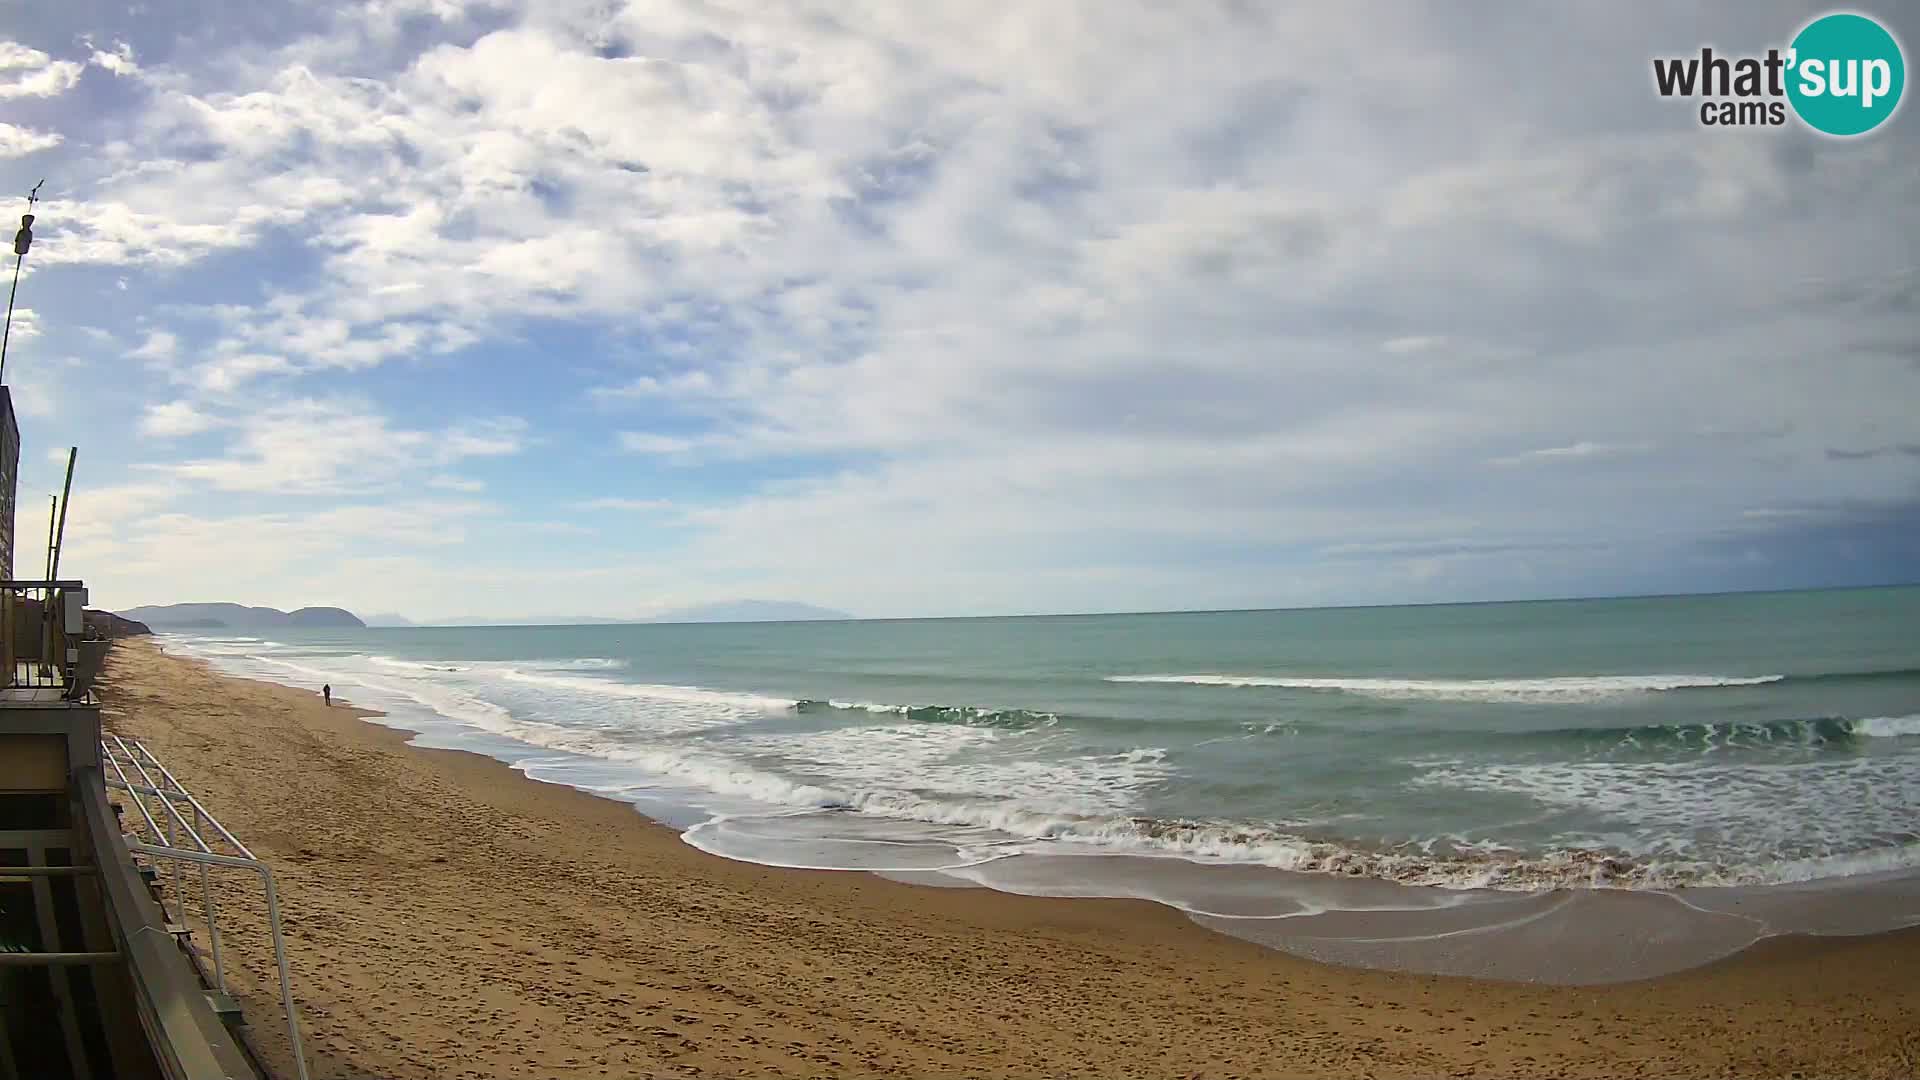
(1, 179), (45, 385)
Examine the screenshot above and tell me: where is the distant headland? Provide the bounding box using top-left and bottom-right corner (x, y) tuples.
(117, 603), (367, 629)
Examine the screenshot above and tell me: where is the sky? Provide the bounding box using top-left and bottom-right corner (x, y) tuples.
(0, 0), (1915, 622)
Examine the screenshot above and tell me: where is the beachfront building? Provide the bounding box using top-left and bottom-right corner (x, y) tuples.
(0, 381), (277, 1076)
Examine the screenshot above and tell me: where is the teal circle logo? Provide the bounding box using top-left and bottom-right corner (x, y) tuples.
(1786, 12), (1905, 136)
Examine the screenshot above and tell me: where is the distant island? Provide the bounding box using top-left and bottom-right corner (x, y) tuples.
(117, 603), (367, 629)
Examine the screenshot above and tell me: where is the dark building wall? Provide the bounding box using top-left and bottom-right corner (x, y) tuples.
(0, 386), (16, 578)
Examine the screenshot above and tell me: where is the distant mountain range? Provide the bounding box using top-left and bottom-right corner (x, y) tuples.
(647, 600), (852, 624)
(429, 615), (633, 626)
(118, 603), (366, 629)
(116, 600), (849, 630)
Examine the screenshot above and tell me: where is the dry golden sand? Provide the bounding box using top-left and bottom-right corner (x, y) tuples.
(98, 638), (1919, 1079)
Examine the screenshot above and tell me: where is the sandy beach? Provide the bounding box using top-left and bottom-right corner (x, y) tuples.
(96, 637), (1920, 1079)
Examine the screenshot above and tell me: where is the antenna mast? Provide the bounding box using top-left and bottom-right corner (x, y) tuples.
(49, 447), (74, 581)
(0, 180), (44, 385)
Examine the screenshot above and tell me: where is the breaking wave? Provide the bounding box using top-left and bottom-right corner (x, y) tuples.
(796, 699), (1059, 730)
(1106, 672), (1785, 702)
(493, 667), (796, 712)
(520, 657), (629, 671)
(370, 655), (469, 673)
(1852, 713), (1920, 738)
(1544, 714), (1920, 750)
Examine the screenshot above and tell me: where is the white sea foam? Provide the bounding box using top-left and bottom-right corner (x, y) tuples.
(370, 655), (469, 672)
(1106, 672), (1784, 702)
(824, 699), (925, 715)
(734, 725), (1168, 813)
(493, 667), (795, 713)
(1852, 713), (1920, 738)
(803, 699), (1060, 729)
(356, 655), (788, 735)
(1410, 754), (1920, 880)
(515, 657), (629, 671)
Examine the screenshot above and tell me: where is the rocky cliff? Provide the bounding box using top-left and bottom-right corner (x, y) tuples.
(84, 610), (153, 638)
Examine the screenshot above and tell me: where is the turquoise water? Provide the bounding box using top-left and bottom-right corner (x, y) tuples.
(168, 587), (1920, 893)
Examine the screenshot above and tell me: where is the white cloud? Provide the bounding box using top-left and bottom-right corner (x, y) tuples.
(0, 122), (61, 158)
(427, 474), (485, 492)
(5, 2), (1917, 615)
(0, 43), (83, 100)
(138, 400), (219, 438)
(3, 307), (41, 341)
(574, 497), (672, 512)
(158, 400), (526, 496)
(1490, 441), (1653, 467)
(34, 197), (334, 268)
(88, 42), (140, 77)
(127, 330), (179, 363)
(63, 499), (499, 611)
(618, 432), (699, 455)
(1382, 335), (1445, 355)
(6, 380), (56, 419)
(194, 352), (292, 392)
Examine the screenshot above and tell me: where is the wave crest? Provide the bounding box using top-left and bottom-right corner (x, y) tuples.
(1852, 713), (1920, 738)
(1552, 715), (1913, 750)
(1106, 672), (1784, 702)
(796, 699), (1059, 729)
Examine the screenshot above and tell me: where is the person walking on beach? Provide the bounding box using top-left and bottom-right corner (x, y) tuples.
(322, 684), (331, 707)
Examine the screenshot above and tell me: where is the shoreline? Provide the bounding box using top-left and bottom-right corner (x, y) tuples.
(101, 637), (1920, 1078)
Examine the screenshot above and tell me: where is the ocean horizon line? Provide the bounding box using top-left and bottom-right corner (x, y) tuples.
(350, 579), (1920, 631)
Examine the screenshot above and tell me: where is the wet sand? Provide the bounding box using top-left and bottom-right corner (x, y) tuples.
(99, 637), (1920, 1079)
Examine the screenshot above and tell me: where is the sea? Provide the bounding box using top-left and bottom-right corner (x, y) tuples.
(160, 586), (1920, 983)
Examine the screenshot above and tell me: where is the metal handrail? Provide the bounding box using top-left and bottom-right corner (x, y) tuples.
(103, 738), (310, 1080)
(77, 770), (263, 1080)
(123, 843), (310, 1080)
(0, 951), (121, 966)
(103, 746), (166, 841)
(112, 736), (195, 928)
(133, 741), (257, 859)
(109, 737), (232, 990)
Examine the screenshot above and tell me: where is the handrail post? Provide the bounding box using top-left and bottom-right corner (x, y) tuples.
(125, 843), (311, 1080)
(255, 861), (307, 1080)
(191, 800), (226, 994)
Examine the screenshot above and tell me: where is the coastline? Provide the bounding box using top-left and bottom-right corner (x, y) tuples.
(100, 637), (1920, 1079)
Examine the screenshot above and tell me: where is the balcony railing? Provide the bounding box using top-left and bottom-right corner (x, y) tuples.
(0, 579), (104, 700)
